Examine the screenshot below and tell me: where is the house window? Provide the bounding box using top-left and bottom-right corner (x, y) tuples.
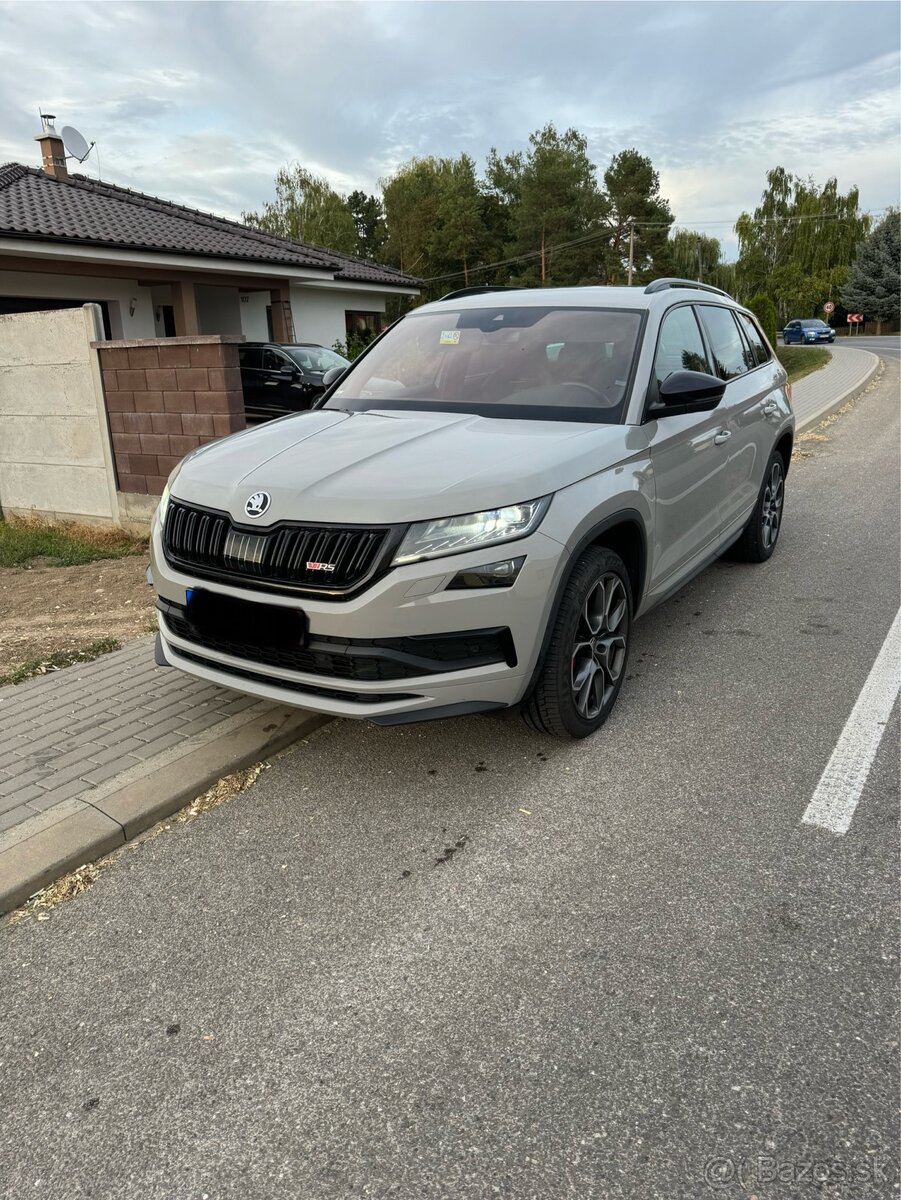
(345, 310), (387, 339)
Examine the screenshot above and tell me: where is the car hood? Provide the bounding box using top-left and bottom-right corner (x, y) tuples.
(172, 408), (642, 526)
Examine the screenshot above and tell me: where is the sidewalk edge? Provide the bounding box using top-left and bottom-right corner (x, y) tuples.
(0, 708), (326, 915)
(796, 351), (880, 432)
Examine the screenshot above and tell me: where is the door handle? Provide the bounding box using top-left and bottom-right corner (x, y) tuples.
(762, 401), (778, 415)
(713, 429), (732, 445)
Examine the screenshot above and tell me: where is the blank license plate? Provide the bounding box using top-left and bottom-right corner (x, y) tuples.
(186, 589), (306, 649)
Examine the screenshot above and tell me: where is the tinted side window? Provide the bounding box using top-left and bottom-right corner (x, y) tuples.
(737, 313), (770, 367)
(698, 307), (750, 381)
(653, 305), (711, 388)
(263, 348), (289, 371)
(239, 347), (262, 369)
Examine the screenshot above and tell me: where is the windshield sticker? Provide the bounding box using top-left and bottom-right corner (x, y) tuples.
(439, 330), (461, 345)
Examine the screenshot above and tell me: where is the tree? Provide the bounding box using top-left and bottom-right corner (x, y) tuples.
(734, 168), (869, 320)
(597, 150), (674, 284)
(747, 293), (778, 346)
(243, 164), (358, 255)
(665, 229), (722, 284)
(347, 190), (386, 261)
(381, 154), (493, 295)
(486, 124), (604, 285)
(381, 157), (444, 277)
(431, 155), (488, 287)
(841, 210), (901, 333)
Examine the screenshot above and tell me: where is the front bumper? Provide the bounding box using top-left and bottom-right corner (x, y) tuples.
(150, 518), (566, 722)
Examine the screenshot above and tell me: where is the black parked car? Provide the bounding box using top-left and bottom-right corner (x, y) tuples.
(238, 343), (350, 422)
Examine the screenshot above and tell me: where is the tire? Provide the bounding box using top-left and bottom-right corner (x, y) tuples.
(522, 547), (632, 739)
(730, 448), (786, 563)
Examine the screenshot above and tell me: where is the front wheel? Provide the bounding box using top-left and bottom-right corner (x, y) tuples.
(730, 449), (786, 563)
(522, 547), (632, 738)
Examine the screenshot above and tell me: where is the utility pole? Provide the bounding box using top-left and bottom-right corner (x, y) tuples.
(696, 237), (703, 283)
(627, 223), (635, 286)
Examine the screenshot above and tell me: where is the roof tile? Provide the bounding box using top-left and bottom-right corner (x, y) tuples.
(0, 163), (420, 289)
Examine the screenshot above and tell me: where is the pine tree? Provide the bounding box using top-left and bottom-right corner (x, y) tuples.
(841, 211), (901, 333)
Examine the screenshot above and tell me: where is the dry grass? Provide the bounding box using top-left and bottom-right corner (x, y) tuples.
(790, 358), (884, 463)
(7, 762), (270, 923)
(0, 637), (121, 687)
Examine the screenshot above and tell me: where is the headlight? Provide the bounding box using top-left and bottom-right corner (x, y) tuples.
(157, 480), (172, 529)
(393, 497), (551, 566)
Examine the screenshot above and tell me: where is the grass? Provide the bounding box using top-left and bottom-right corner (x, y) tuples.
(0, 515), (147, 569)
(776, 346), (831, 385)
(0, 637), (121, 687)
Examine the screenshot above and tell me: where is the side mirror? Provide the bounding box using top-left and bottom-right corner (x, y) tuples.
(322, 365), (347, 389)
(648, 370), (726, 419)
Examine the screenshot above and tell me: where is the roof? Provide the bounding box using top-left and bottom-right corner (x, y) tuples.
(0, 163), (420, 290)
(419, 283), (742, 313)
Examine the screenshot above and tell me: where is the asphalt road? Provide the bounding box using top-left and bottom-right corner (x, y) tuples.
(1, 363), (899, 1200)
(829, 335), (901, 360)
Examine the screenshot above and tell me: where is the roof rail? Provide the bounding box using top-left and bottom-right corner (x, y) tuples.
(439, 285), (525, 301)
(644, 278), (731, 298)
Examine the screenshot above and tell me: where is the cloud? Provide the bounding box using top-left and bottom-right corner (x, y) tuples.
(0, 0), (897, 263)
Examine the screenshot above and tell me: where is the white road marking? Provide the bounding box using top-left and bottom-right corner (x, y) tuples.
(802, 606), (901, 835)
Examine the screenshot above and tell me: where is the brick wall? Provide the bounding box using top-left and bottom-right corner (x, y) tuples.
(94, 335), (246, 496)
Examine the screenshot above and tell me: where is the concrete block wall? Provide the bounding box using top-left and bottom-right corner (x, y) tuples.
(95, 335), (246, 496)
(0, 305), (120, 523)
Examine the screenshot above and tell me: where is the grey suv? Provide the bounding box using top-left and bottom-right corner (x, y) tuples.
(150, 279), (794, 738)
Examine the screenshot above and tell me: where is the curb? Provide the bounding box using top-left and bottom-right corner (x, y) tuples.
(795, 349), (880, 433)
(0, 706), (327, 915)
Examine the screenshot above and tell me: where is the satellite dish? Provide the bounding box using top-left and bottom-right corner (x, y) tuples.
(61, 125), (91, 162)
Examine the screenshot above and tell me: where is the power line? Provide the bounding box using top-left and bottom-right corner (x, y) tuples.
(422, 208), (890, 285)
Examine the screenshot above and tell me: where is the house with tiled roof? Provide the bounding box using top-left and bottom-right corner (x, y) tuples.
(0, 119), (420, 347)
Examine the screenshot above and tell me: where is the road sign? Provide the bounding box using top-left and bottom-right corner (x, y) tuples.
(823, 301), (835, 313)
(848, 313), (863, 323)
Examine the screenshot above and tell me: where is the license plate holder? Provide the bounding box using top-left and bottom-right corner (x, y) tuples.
(186, 589), (307, 649)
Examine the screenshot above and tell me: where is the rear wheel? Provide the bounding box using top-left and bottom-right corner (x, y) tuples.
(523, 547), (632, 738)
(730, 449), (786, 563)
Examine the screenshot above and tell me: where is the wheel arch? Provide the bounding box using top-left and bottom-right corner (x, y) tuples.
(521, 509), (649, 702)
(775, 428), (794, 475)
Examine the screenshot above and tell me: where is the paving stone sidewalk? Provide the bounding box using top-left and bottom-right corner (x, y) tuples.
(0, 637), (319, 912)
(791, 343), (878, 430)
(0, 341), (883, 913)
(0, 639), (257, 835)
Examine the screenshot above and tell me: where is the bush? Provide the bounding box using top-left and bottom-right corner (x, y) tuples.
(333, 330), (376, 361)
(747, 293), (778, 346)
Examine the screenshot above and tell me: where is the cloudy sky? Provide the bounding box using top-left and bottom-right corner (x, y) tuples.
(1, 0), (898, 260)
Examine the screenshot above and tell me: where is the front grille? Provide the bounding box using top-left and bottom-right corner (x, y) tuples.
(164, 500), (391, 593)
(160, 603), (514, 682)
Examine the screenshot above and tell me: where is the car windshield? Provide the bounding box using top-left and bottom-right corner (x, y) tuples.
(799, 320), (829, 329)
(324, 306), (643, 423)
(284, 345), (349, 372)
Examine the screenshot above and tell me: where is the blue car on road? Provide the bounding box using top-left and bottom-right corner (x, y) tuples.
(783, 318), (835, 345)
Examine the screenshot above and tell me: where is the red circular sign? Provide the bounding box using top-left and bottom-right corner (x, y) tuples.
(823, 301), (835, 313)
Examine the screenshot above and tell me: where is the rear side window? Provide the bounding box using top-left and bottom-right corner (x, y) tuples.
(698, 306), (750, 381)
(653, 305), (711, 389)
(737, 313), (771, 367)
(239, 347), (262, 369)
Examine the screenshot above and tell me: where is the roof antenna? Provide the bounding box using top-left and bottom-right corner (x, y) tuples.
(60, 123), (96, 166)
(39, 109), (97, 166)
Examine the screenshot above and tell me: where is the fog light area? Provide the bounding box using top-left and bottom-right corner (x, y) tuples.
(447, 556), (526, 590)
